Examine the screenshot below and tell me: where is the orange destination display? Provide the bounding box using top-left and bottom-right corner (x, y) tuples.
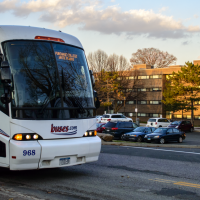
(55, 52), (77, 61)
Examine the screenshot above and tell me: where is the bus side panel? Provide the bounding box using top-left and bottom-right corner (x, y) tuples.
(0, 111), (10, 167)
(10, 140), (41, 170)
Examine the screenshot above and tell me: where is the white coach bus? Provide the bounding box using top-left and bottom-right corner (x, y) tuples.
(0, 25), (101, 170)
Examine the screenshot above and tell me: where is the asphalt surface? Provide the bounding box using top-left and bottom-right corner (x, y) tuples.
(1, 145), (200, 199)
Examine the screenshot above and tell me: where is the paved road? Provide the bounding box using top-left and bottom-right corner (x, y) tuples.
(1, 145), (200, 200)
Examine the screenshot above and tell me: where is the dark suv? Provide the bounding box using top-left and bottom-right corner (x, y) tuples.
(102, 121), (138, 139)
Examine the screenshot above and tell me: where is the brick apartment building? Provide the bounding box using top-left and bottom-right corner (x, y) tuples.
(96, 60), (200, 124)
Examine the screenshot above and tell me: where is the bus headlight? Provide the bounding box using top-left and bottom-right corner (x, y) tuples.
(83, 130), (97, 137)
(26, 135), (31, 140)
(33, 134), (39, 140)
(13, 133), (43, 141)
(84, 132), (88, 136)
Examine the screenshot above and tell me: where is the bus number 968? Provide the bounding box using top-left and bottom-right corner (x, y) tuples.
(23, 150), (35, 156)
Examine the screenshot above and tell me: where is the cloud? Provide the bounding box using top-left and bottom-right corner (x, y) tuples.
(182, 41), (189, 45)
(0, 0), (199, 39)
(111, 0), (115, 2)
(159, 7), (168, 12)
(194, 14), (199, 18)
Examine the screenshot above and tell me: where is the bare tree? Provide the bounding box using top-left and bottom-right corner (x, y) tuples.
(130, 48), (177, 68)
(87, 49), (108, 72)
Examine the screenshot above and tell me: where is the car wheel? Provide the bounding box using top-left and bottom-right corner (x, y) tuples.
(178, 137), (183, 143)
(137, 136), (142, 142)
(120, 134), (124, 140)
(159, 138), (165, 144)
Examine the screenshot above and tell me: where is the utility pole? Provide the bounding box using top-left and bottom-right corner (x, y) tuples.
(107, 79), (110, 113)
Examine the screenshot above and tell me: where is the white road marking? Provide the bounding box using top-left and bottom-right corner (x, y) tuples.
(123, 146), (200, 155)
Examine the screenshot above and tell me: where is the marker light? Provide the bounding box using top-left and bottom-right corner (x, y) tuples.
(89, 131), (93, 136)
(33, 134), (39, 140)
(35, 36), (65, 43)
(94, 130), (97, 136)
(26, 135), (31, 140)
(13, 134), (22, 140)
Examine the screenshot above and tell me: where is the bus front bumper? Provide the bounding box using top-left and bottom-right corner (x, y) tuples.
(10, 136), (101, 170)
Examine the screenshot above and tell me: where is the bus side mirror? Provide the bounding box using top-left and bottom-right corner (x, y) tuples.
(89, 70), (95, 87)
(94, 90), (100, 109)
(1, 93), (11, 104)
(0, 53), (3, 65)
(1, 61), (11, 83)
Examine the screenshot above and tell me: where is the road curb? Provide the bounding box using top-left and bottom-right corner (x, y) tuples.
(101, 141), (200, 149)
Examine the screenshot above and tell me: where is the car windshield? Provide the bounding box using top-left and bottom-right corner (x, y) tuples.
(105, 122), (117, 128)
(134, 127), (146, 132)
(133, 123), (138, 128)
(3, 40), (94, 119)
(171, 121), (181, 125)
(148, 119), (156, 122)
(153, 128), (168, 133)
(96, 123), (103, 128)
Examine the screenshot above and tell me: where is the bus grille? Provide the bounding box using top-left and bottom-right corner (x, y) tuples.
(0, 141), (6, 157)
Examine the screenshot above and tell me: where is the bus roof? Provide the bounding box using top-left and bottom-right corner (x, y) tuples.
(0, 25), (83, 49)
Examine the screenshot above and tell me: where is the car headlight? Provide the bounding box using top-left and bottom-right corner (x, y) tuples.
(131, 135), (137, 137)
(154, 136), (160, 138)
(175, 126), (178, 128)
(144, 135), (147, 138)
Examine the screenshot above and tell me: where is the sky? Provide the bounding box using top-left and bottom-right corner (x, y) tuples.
(0, 0), (200, 65)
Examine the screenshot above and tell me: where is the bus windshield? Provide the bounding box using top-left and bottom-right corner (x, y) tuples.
(2, 40), (94, 119)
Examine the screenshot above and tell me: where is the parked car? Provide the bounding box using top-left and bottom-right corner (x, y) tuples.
(146, 118), (170, 128)
(102, 121), (138, 139)
(101, 114), (133, 123)
(168, 121), (194, 132)
(144, 127), (186, 144)
(122, 127), (156, 142)
(96, 123), (106, 133)
(96, 115), (103, 123)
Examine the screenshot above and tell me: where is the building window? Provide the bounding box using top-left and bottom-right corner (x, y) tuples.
(126, 76), (136, 80)
(126, 101), (135, 104)
(138, 101), (147, 104)
(149, 113), (159, 117)
(138, 76), (149, 79)
(183, 115), (191, 119)
(129, 76), (135, 79)
(150, 101), (161, 105)
(117, 77), (122, 80)
(150, 88), (162, 92)
(139, 88), (147, 92)
(117, 101), (122, 104)
(173, 115), (182, 119)
(195, 101), (200, 105)
(195, 116), (200, 119)
(149, 75), (162, 79)
(138, 113), (147, 117)
(128, 113), (136, 117)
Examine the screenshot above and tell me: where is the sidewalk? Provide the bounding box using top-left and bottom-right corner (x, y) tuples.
(101, 131), (200, 149)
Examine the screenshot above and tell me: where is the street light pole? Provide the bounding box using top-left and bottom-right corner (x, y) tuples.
(124, 97), (125, 115)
